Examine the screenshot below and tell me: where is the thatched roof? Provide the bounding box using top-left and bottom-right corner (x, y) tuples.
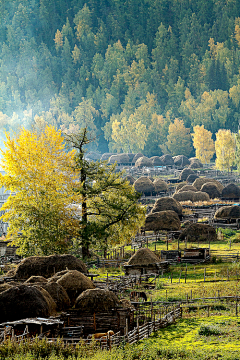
(12, 254), (88, 280)
(132, 153), (144, 164)
(178, 185), (198, 193)
(193, 178), (224, 191)
(0, 285), (50, 323)
(160, 154), (174, 165)
(174, 155), (190, 167)
(175, 182), (187, 191)
(222, 183), (240, 199)
(134, 176), (154, 194)
(41, 282), (71, 311)
(135, 156), (152, 168)
(189, 160), (203, 169)
(215, 205), (240, 219)
(56, 270), (95, 305)
(173, 190), (195, 202)
(150, 156), (164, 166)
(126, 248), (160, 266)
(25, 276), (48, 284)
(124, 175), (135, 185)
(193, 191), (210, 202)
(179, 168), (195, 181)
(186, 174), (199, 183)
(200, 183), (221, 199)
(179, 223), (217, 242)
(151, 197), (182, 216)
(74, 288), (120, 314)
(101, 153), (114, 161)
(153, 179), (168, 192)
(145, 210), (181, 231)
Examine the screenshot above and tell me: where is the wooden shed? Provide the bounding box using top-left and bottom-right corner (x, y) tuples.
(183, 248), (210, 261)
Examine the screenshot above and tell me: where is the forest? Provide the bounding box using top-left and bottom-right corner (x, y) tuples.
(1, 0), (240, 156)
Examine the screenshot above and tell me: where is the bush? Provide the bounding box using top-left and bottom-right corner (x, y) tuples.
(198, 323), (224, 336)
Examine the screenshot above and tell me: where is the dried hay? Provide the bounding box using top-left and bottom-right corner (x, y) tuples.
(41, 282), (71, 311)
(0, 285), (50, 323)
(124, 175), (135, 185)
(189, 160), (203, 169)
(153, 179), (168, 193)
(134, 176), (154, 194)
(186, 174), (199, 183)
(178, 185), (198, 193)
(160, 154), (174, 165)
(48, 270), (69, 282)
(25, 276), (48, 284)
(179, 223), (217, 242)
(174, 155), (190, 167)
(74, 288), (120, 314)
(179, 168), (195, 181)
(215, 205), (240, 219)
(33, 285), (57, 316)
(145, 210), (181, 231)
(193, 178), (224, 191)
(175, 182), (187, 191)
(126, 153), (136, 162)
(151, 197), (182, 216)
(173, 191), (196, 202)
(126, 248), (160, 266)
(57, 270), (95, 305)
(101, 153), (114, 161)
(135, 156), (152, 168)
(132, 153), (144, 164)
(200, 182), (221, 199)
(150, 156), (164, 166)
(109, 154), (130, 164)
(222, 183), (240, 199)
(193, 191), (210, 202)
(0, 283), (13, 294)
(13, 254), (88, 280)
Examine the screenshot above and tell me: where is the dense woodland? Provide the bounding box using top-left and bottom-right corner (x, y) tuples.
(1, 0), (240, 155)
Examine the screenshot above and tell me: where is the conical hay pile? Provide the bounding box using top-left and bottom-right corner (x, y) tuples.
(150, 156), (164, 166)
(13, 254), (88, 280)
(179, 223), (217, 242)
(135, 156), (152, 168)
(134, 176), (154, 194)
(101, 153), (114, 161)
(160, 154), (174, 165)
(75, 288), (120, 314)
(126, 153), (136, 162)
(57, 270), (95, 305)
(193, 178), (224, 191)
(215, 205), (240, 219)
(151, 197), (182, 216)
(132, 153), (143, 164)
(189, 160), (203, 169)
(174, 155), (190, 167)
(48, 270), (69, 282)
(173, 191), (196, 202)
(145, 210), (181, 231)
(0, 285), (50, 323)
(0, 283), (13, 294)
(33, 285), (57, 316)
(124, 175), (135, 185)
(25, 276), (48, 284)
(153, 179), (168, 192)
(193, 191), (210, 202)
(200, 183), (221, 199)
(175, 182), (187, 191)
(222, 183), (240, 199)
(178, 185), (198, 193)
(179, 168), (194, 181)
(42, 282), (71, 311)
(186, 174), (199, 183)
(127, 248), (160, 266)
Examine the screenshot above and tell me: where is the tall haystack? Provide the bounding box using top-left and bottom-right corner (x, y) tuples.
(12, 254), (88, 280)
(179, 223), (217, 242)
(33, 285), (57, 316)
(101, 153), (114, 161)
(186, 174), (199, 183)
(25, 276), (48, 284)
(189, 160), (203, 169)
(215, 205), (240, 219)
(173, 191), (196, 202)
(150, 156), (164, 166)
(193, 191), (210, 202)
(124, 175), (135, 185)
(134, 176), (154, 195)
(193, 178), (224, 192)
(126, 153), (136, 162)
(178, 185), (198, 193)
(132, 153), (144, 164)
(174, 155), (190, 167)
(56, 270), (95, 305)
(222, 183), (240, 199)
(74, 288), (120, 314)
(160, 154), (174, 165)
(109, 153), (130, 164)
(127, 248), (160, 266)
(0, 285), (50, 323)
(200, 183), (221, 199)
(135, 156), (152, 168)
(153, 179), (168, 193)
(145, 210), (181, 231)
(41, 282), (71, 311)
(151, 197), (182, 217)
(175, 182), (187, 191)
(179, 168), (195, 181)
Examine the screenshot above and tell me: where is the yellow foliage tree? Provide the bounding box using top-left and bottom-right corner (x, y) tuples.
(166, 118), (193, 156)
(0, 125), (81, 256)
(54, 29), (63, 50)
(215, 129), (236, 172)
(192, 125), (215, 164)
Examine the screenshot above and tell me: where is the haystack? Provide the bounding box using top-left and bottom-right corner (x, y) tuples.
(101, 153), (114, 161)
(160, 154), (174, 165)
(145, 210), (181, 231)
(108, 154), (119, 164)
(193, 191), (210, 202)
(132, 153), (144, 164)
(48, 270), (69, 282)
(0, 283), (13, 294)
(175, 182), (187, 191)
(42, 282), (71, 311)
(153, 179), (168, 193)
(150, 156), (164, 166)
(174, 155), (190, 167)
(222, 183), (240, 199)
(200, 183), (221, 199)
(56, 270), (95, 305)
(173, 191), (195, 202)
(135, 156), (152, 168)
(151, 197), (182, 217)
(178, 185), (198, 193)
(179, 168), (195, 181)
(126, 153), (136, 162)
(12, 254), (88, 280)
(33, 285), (57, 316)
(179, 223), (217, 242)
(127, 248), (160, 266)
(134, 176), (154, 195)
(215, 205), (240, 219)
(193, 178), (224, 192)
(109, 154), (130, 164)
(74, 288), (120, 314)
(189, 161), (203, 169)
(186, 174), (199, 183)
(0, 285), (50, 323)
(25, 276), (48, 284)
(124, 175), (135, 185)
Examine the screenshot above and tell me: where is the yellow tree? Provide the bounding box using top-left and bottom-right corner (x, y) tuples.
(0, 125), (81, 256)
(192, 125), (215, 164)
(166, 118), (193, 156)
(215, 129), (235, 172)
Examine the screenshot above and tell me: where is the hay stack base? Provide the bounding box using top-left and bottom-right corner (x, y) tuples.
(151, 197), (182, 217)
(75, 288), (120, 314)
(145, 210), (181, 231)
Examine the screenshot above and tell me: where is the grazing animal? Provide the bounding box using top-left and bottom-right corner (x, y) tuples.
(87, 330), (114, 339)
(130, 291), (147, 302)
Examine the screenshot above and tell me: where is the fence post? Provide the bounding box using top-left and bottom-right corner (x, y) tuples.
(125, 318), (129, 343)
(236, 297), (238, 317)
(204, 268), (206, 282)
(137, 317), (139, 340)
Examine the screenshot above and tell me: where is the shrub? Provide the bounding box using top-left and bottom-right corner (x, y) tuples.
(198, 323), (224, 336)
